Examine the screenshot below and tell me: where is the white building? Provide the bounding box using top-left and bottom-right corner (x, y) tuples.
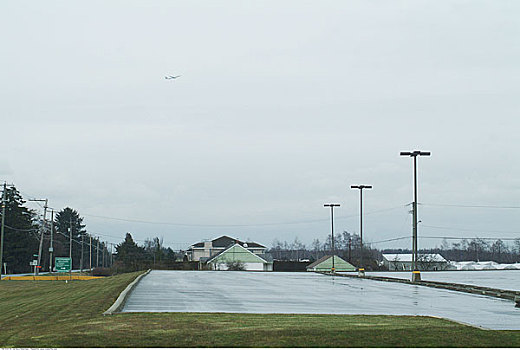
(187, 235), (266, 262)
(206, 244), (273, 271)
(382, 253), (449, 271)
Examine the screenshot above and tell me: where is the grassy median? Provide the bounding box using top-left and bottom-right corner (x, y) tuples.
(0, 271), (519, 347)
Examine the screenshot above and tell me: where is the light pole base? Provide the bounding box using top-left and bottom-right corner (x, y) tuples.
(412, 270), (421, 282)
(358, 268), (365, 277)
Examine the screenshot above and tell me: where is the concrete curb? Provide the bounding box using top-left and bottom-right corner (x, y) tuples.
(103, 269), (151, 315)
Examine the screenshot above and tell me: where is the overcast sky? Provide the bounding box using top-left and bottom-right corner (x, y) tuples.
(1, 0), (519, 250)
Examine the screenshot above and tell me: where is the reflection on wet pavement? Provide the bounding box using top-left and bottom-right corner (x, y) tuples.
(122, 270), (520, 330)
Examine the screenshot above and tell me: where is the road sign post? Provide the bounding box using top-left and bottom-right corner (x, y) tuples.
(55, 257), (72, 273)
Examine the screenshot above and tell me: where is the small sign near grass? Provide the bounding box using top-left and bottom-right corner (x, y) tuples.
(55, 257), (72, 272)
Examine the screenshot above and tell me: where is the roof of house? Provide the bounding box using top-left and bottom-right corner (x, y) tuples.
(306, 255), (356, 271)
(189, 235), (266, 249)
(306, 255), (332, 269)
(207, 243), (268, 264)
(258, 253), (274, 263)
(382, 253), (447, 263)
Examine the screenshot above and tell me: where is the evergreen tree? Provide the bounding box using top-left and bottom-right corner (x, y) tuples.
(53, 207), (87, 269)
(165, 247), (176, 261)
(115, 233), (145, 271)
(1, 186), (39, 273)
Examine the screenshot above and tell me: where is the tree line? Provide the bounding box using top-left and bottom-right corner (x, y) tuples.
(0, 186), (187, 274)
(269, 232), (520, 270)
(1, 186), (112, 274)
(270, 231), (380, 269)
(112, 233), (182, 273)
(3, 185), (519, 274)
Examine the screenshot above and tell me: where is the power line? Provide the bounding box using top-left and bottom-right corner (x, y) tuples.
(81, 204), (408, 228)
(366, 234), (519, 246)
(420, 236), (520, 241)
(55, 230), (85, 246)
(82, 213), (330, 227)
(421, 224), (520, 235)
(88, 230), (190, 248)
(421, 203), (520, 209)
(369, 236), (410, 244)
(17, 187), (408, 231)
(4, 225), (39, 232)
(355, 205), (408, 218)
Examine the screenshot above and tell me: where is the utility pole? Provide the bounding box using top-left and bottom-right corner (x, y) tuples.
(110, 243), (113, 267)
(89, 235), (92, 271)
(29, 198), (47, 275)
(69, 217), (73, 279)
(400, 150), (431, 282)
(348, 237), (352, 263)
(351, 185), (372, 276)
(96, 239), (99, 268)
(49, 209), (54, 272)
(102, 242), (105, 267)
(80, 230), (84, 273)
(0, 182), (13, 281)
(324, 203), (340, 273)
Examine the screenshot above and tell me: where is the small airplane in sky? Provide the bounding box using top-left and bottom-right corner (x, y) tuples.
(165, 75), (181, 80)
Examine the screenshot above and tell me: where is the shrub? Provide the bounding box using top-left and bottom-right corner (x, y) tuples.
(225, 261), (245, 271)
(91, 267), (113, 276)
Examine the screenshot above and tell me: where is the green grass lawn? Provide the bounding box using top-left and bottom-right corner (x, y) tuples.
(0, 271), (519, 347)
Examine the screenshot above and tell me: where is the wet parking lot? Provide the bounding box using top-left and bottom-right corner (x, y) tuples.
(344, 270), (520, 291)
(122, 270), (520, 330)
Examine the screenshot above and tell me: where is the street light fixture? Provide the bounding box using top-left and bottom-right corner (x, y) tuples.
(400, 150), (430, 282)
(351, 185), (372, 276)
(324, 203), (340, 273)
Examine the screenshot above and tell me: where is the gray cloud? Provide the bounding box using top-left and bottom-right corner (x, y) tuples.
(2, 0), (519, 249)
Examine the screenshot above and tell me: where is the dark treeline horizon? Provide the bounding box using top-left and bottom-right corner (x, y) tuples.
(2, 185), (519, 274)
(268, 233), (520, 269)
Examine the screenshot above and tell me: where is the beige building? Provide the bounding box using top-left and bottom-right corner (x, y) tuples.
(382, 253), (449, 271)
(187, 235), (266, 262)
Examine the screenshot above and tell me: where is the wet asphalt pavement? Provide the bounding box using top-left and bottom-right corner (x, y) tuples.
(344, 270), (520, 291)
(121, 270), (520, 330)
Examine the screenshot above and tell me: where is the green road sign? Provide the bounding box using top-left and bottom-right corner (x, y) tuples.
(55, 257), (72, 272)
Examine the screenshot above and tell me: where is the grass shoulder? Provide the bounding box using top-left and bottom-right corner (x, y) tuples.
(0, 271), (518, 347)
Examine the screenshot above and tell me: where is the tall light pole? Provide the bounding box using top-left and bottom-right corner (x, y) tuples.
(324, 203), (340, 273)
(400, 150), (430, 282)
(351, 185), (372, 276)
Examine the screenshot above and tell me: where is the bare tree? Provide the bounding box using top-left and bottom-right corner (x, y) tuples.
(391, 255), (401, 271)
(491, 239), (508, 262)
(514, 238), (520, 256)
(417, 254), (438, 271)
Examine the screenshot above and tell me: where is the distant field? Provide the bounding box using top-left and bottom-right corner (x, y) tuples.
(0, 271), (519, 348)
